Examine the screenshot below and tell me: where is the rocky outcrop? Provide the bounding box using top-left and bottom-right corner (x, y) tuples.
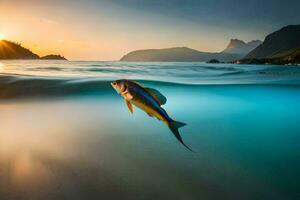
(222, 39), (262, 55)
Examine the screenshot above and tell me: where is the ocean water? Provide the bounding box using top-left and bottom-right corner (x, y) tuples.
(0, 60), (300, 200)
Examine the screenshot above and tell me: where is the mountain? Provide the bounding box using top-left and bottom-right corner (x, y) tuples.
(222, 39), (262, 55)
(121, 38), (261, 62)
(120, 47), (241, 62)
(41, 54), (67, 60)
(0, 40), (39, 59)
(246, 25), (300, 59)
(0, 40), (66, 60)
(239, 45), (300, 64)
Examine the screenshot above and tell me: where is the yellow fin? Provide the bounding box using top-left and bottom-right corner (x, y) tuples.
(147, 112), (153, 117)
(125, 100), (133, 113)
(145, 88), (167, 105)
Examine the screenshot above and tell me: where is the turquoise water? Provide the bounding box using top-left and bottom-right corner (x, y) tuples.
(0, 60), (300, 199)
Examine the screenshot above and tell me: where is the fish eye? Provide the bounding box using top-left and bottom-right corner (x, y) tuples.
(112, 82), (117, 85)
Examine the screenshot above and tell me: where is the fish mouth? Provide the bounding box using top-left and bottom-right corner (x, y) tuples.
(110, 82), (120, 93)
(110, 82), (116, 88)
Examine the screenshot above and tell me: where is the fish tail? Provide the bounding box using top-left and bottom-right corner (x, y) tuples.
(168, 120), (193, 152)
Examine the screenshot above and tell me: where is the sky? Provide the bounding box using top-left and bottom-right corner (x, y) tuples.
(0, 0), (299, 60)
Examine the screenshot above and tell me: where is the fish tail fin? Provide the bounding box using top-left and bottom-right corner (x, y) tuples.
(169, 120), (186, 129)
(168, 120), (193, 152)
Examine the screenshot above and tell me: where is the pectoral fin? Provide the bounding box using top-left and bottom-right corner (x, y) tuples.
(125, 100), (133, 113)
(147, 113), (153, 117)
(145, 88), (167, 105)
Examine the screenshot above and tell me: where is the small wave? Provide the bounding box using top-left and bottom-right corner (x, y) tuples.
(0, 76), (111, 99)
(32, 67), (64, 71)
(1, 74), (300, 99)
(1, 61), (300, 99)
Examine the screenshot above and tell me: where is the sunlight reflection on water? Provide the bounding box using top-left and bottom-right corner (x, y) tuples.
(0, 62), (4, 72)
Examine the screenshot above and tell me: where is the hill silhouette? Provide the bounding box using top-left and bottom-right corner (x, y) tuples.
(240, 45), (300, 64)
(246, 25), (300, 59)
(0, 40), (67, 60)
(120, 38), (261, 62)
(0, 40), (39, 59)
(237, 25), (300, 64)
(120, 47), (242, 62)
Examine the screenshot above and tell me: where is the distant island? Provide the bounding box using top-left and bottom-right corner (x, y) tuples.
(0, 40), (67, 60)
(121, 24), (300, 65)
(121, 47), (240, 62)
(120, 39), (261, 62)
(40, 54), (67, 60)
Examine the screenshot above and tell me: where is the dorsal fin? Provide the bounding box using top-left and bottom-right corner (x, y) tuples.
(145, 88), (167, 105)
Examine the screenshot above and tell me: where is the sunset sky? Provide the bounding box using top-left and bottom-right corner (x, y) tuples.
(1, 0), (299, 60)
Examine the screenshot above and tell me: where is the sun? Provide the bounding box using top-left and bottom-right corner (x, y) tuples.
(0, 34), (5, 40)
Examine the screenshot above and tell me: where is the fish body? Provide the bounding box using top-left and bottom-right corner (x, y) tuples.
(125, 81), (170, 121)
(111, 79), (191, 151)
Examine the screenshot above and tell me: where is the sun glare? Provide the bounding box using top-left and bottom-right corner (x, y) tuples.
(0, 34), (5, 40)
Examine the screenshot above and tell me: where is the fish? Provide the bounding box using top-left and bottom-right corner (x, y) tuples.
(111, 79), (192, 151)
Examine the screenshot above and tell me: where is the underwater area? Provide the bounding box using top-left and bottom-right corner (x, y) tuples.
(0, 60), (300, 200)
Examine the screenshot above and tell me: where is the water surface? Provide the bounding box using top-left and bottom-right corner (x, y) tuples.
(0, 60), (299, 200)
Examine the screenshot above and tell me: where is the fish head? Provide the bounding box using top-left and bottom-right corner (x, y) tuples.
(111, 79), (128, 95)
